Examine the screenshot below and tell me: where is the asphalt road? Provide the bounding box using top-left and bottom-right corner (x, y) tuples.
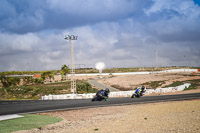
(88, 79), (119, 91)
(0, 93), (200, 116)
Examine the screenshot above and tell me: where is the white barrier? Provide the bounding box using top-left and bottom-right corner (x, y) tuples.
(41, 83), (191, 100)
(160, 69), (198, 73)
(67, 69), (198, 77)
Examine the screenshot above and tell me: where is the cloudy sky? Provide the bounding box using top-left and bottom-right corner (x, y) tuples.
(0, 0), (200, 71)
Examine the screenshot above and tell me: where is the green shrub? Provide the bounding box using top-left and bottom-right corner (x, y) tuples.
(164, 81), (184, 88)
(77, 81), (97, 93)
(162, 79), (200, 91)
(33, 78), (43, 84)
(142, 81), (165, 88)
(24, 76), (34, 85)
(0, 81), (72, 100)
(184, 79), (200, 91)
(0, 74), (20, 87)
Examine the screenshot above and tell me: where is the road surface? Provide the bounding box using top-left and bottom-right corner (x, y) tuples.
(0, 93), (200, 115)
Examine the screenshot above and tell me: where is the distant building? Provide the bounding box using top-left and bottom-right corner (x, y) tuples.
(33, 74), (41, 78)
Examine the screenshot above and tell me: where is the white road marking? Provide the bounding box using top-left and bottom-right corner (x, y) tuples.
(0, 114), (24, 121)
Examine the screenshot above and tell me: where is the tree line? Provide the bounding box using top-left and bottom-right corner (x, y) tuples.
(0, 64), (70, 76)
(0, 65), (69, 88)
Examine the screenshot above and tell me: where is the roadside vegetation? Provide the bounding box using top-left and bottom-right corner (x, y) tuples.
(77, 81), (97, 93)
(0, 114), (62, 133)
(0, 64), (97, 100)
(163, 79), (200, 90)
(0, 81), (70, 100)
(140, 78), (200, 90)
(0, 80), (97, 100)
(164, 81), (184, 87)
(141, 81), (166, 89)
(184, 79), (200, 90)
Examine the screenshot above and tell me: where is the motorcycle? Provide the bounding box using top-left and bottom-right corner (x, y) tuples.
(131, 86), (146, 98)
(131, 92), (145, 98)
(131, 93), (141, 98)
(91, 95), (108, 102)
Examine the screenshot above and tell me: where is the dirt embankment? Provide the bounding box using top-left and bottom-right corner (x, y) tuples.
(99, 73), (200, 90)
(17, 99), (200, 133)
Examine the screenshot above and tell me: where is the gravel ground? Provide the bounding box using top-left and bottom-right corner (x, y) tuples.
(17, 99), (200, 133)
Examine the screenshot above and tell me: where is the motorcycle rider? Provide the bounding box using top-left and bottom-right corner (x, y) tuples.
(132, 86), (146, 98)
(135, 87), (141, 97)
(140, 86), (146, 96)
(96, 88), (110, 100)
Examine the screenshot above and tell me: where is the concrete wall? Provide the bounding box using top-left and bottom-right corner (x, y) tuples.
(41, 83), (191, 100)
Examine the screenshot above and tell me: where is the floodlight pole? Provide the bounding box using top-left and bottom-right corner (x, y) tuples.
(155, 49), (158, 69)
(184, 55), (186, 72)
(99, 69), (102, 79)
(64, 35), (78, 94)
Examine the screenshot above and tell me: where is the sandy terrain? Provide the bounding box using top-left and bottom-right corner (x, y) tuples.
(17, 99), (200, 133)
(99, 73), (200, 90)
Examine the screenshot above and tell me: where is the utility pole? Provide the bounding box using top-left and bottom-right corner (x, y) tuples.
(184, 55), (186, 72)
(155, 49), (158, 69)
(64, 35), (78, 94)
(184, 55), (186, 67)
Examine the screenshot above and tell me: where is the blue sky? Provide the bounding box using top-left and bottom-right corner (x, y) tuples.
(0, 0), (200, 71)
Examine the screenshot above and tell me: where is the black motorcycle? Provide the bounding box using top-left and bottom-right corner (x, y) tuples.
(91, 95), (108, 102)
(131, 91), (145, 98)
(131, 93), (141, 98)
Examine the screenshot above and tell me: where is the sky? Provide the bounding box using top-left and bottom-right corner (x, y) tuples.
(0, 0), (200, 71)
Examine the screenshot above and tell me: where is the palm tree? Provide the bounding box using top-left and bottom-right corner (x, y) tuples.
(41, 71), (54, 83)
(48, 72), (54, 82)
(61, 64), (69, 80)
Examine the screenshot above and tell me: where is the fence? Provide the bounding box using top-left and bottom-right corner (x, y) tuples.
(41, 83), (191, 100)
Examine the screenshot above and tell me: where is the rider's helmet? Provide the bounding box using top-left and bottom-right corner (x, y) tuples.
(105, 88), (110, 95)
(141, 86), (145, 91)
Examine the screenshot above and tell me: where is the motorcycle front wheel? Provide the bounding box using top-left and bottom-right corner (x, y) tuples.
(131, 94), (136, 98)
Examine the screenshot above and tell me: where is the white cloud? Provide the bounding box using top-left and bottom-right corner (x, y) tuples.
(0, 33), (40, 54)
(145, 0), (196, 15)
(11, 33), (40, 51)
(0, 0), (200, 71)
